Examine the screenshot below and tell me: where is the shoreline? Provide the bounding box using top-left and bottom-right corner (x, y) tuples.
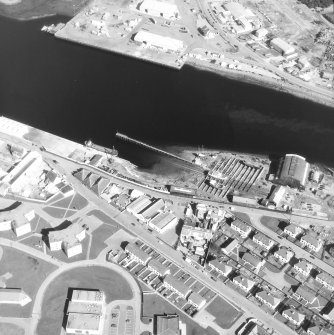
(187, 60), (334, 109)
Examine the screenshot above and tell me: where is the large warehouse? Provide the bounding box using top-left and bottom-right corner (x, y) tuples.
(134, 30), (184, 52)
(270, 38), (295, 56)
(138, 0), (180, 20)
(275, 154), (309, 189)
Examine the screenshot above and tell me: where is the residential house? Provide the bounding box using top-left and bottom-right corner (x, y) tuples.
(301, 234), (323, 252)
(242, 253), (265, 272)
(253, 233), (275, 251)
(255, 290), (281, 310)
(307, 326), (333, 335)
(233, 275), (256, 293)
(164, 275), (192, 299)
(274, 247), (294, 264)
(231, 220), (252, 238)
(188, 292), (206, 309)
(221, 239), (239, 255)
(293, 285), (317, 305)
(284, 224), (304, 239)
(208, 259), (233, 277)
(125, 243), (152, 265)
(316, 272), (334, 291)
(282, 308), (305, 326)
(294, 260), (313, 277)
(147, 259), (170, 277)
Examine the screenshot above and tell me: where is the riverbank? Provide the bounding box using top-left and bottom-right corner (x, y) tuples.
(187, 60), (334, 109)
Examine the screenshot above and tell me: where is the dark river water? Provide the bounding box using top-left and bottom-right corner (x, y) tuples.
(1, 15), (334, 172)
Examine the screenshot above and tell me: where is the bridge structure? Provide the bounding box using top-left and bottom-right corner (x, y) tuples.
(115, 132), (204, 173)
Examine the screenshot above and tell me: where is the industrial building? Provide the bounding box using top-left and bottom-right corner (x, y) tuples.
(48, 221), (86, 258)
(133, 30), (184, 53)
(138, 0), (180, 20)
(65, 289), (106, 335)
(275, 154), (309, 189)
(267, 185), (286, 207)
(126, 195), (152, 216)
(148, 211), (178, 233)
(223, 2), (256, 20)
(137, 198), (165, 223)
(270, 38), (295, 56)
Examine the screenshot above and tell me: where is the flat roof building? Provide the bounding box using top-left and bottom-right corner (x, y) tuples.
(275, 154), (309, 188)
(155, 314), (180, 335)
(126, 195), (152, 216)
(270, 38), (295, 56)
(134, 30), (184, 53)
(148, 211), (178, 234)
(138, 0), (180, 20)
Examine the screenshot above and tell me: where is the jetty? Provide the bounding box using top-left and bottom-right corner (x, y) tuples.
(116, 132), (204, 172)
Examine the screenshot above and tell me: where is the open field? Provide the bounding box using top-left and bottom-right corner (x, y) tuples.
(0, 246), (56, 317)
(0, 323), (25, 335)
(205, 296), (243, 329)
(36, 265), (133, 335)
(142, 293), (220, 335)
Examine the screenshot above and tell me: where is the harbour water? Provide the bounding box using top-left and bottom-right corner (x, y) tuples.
(1, 15), (334, 174)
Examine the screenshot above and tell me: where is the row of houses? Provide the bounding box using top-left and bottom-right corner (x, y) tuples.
(124, 243), (207, 310)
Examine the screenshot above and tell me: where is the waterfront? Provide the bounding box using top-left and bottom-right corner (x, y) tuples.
(1, 15), (334, 173)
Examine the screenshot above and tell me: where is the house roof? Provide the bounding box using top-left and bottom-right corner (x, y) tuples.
(209, 259), (233, 275)
(316, 272), (334, 288)
(275, 247), (294, 260)
(164, 275), (191, 297)
(308, 326), (334, 335)
(256, 290), (281, 307)
(301, 234), (322, 248)
(253, 232), (274, 247)
(242, 253), (263, 268)
(188, 291), (206, 307)
(148, 259), (170, 276)
(233, 275), (255, 290)
(156, 314), (179, 335)
(231, 220), (251, 233)
(295, 260), (313, 273)
(125, 243), (151, 264)
(284, 224), (303, 235)
(222, 239), (239, 254)
(294, 285), (316, 303)
(283, 308), (305, 323)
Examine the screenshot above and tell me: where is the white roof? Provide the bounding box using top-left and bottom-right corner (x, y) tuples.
(270, 38), (295, 54)
(149, 211), (176, 230)
(139, 0), (179, 17)
(126, 195), (151, 214)
(48, 222), (85, 246)
(134, 30), (184, 51)
(223, 2), (247, 19)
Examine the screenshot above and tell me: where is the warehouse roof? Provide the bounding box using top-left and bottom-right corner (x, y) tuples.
(149, 211), (177, 231)
(277, 154), (309, 186)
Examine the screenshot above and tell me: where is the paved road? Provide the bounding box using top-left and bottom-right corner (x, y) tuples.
(30, 259), (142, 335)
(239, 212), (334, 275)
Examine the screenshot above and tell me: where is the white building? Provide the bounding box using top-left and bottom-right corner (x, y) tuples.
(270, 38), (295, 56)
(138, 0), (180, 20)
(294, 260), (313, 277)
(48, 221), (86, 258)
(134, 30), (184, 53)
(12, 221), (31, 237)
(137, 198), (164, 223)
(284, 224), (304, 239)
(148, 211), (178, 233)
(268, 185), (286, 207)
(254, 28), (268, 39)
(0, 220), (11, 231)
(233, 275), (255, 292)
(0, 288), (31, 306)
(274, 247), (294, 264)
(300, 234), (323, 252)
(126, 195), (152, 216)
(66, 290), (106, 335)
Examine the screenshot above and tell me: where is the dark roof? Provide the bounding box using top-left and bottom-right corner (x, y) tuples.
(156, 315), (179, 335)
(83, 173), (100, 188)
(91, 177), (110, 196)
(73, 169), (90, 181)
(46, 170), (58, 183)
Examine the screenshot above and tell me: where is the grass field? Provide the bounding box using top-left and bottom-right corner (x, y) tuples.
(0, 323), (25, 335)
(0, 246), (56, 318)
(143, 293), (220, 335)
(89, 223), (119, 259)
(205, 296), (243, 329)
(36, 266), (133, 335)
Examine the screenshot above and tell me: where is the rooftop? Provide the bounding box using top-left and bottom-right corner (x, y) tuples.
(188, 291), (206, 307)
(301, 234), (322, 248)
(149, 211), (177, 230)
(71, 290), (105, 303)
(156, 314), (179, 335)
(242, 253), (263, 268)
(164, 275), (191, 297)
(209, 259), (233, 274)
(125, 243), (152, 264)
(148, 258), (170, 276)
(48, 221), (85, 246)
(66, 313), (101, 331)
(256, 290), (281, 307)
(231, 220), (251, 233)
(67, 301), (102, 315)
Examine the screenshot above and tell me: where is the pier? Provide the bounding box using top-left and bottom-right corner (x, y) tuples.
(115, 132), (204, 172)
